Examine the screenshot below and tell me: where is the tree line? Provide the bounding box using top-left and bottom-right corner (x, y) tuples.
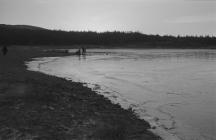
(0, 24), (215, 48)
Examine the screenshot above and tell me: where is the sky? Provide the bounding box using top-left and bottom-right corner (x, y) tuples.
(0, 0), (215, 36)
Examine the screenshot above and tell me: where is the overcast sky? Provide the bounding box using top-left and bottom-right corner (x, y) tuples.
(0, 0), (215, 36)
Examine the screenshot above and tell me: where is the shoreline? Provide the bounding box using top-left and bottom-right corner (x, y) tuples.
(0, 46), (160, 139)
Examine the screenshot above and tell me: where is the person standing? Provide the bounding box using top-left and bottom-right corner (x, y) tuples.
(82, 47), (86, 54)
(2, 45), (8, 56)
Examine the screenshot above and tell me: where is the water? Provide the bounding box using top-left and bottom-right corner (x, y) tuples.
(26, 49), (216, 140)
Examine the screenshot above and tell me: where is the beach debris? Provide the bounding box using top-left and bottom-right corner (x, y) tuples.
(45, 49), (69, 54)
(48, 106), (55, 110)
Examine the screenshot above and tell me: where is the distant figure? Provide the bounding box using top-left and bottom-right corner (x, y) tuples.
(82, 47), (86, 54)
(2, 45), (8, 55)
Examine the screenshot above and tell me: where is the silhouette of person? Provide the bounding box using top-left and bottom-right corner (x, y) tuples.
(2, 45), (8, 55)
(82, 47), (86, 54)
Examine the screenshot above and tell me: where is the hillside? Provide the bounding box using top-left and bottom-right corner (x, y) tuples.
(0, 24), (215, 48)
(0, 24), (47, 31)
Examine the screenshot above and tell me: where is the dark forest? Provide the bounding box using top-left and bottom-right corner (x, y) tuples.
(0, 24), (215, 48)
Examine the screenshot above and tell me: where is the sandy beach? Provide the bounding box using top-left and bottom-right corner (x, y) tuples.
(0, 46), (160, 140)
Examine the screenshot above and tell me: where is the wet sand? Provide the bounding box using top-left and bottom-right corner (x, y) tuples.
(0, 46), (160, 140)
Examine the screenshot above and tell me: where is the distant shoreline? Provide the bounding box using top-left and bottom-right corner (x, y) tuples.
(8, 44), (216, 50)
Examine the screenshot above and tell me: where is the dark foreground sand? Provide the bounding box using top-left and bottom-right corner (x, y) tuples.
(0, 46), (160, 140)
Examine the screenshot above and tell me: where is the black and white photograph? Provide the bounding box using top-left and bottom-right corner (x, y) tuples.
(0, 0), (215, 140)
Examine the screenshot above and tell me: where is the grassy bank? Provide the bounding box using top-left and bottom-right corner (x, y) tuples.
(0, 46), (160, 140)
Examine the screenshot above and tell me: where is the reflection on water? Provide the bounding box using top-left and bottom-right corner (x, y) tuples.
(27, 49), (216, 140)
